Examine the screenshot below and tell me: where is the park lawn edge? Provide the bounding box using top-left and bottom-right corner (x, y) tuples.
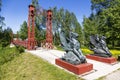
(0, 52), (84, 80)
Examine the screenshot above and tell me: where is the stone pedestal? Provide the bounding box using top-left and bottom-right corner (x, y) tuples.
(86, 54), (117, 64)
(55, 59), (93, 75)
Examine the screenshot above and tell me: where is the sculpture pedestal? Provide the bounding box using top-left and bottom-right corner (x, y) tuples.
(55, 59), (93, 75)
(86, 54), (117, 64)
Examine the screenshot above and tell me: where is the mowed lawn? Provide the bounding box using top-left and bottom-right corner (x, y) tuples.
(0, 53), (83, 80)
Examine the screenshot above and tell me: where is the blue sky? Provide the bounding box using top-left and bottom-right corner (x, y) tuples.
(1, 0), (91, 33)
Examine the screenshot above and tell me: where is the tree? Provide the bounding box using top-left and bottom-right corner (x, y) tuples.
(83, 14), (100, 46)
(32, 0), (42, 28)
(0, 0), (5, 39)
(19, 21), (27, 40)
(0, 0), (5, 27)
(82, 0), (120, 48)
(0, 0), (6, 47)
(32, 0), (39, 7)
(69, 12), (84, 46)
(75, 22), (83, 46)
(32, 0), (46, 45)
(1, 27), (13, 47)
(91, 0), (120, 48)
(51, 7), (83, 46)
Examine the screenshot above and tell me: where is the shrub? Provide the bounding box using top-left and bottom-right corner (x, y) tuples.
(0, 47), (15, 65)
(16, 46), (25, 53)
(81, 48), (93, 55)
(1, 41), (9, 48)
(0, 46), (23, 65)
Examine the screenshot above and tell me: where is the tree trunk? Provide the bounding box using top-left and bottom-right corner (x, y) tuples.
(112, 40), (114, 48)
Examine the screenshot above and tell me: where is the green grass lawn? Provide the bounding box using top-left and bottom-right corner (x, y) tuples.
(0, 53), (84, 80)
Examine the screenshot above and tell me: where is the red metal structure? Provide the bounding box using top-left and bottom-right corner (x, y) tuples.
(27, 4), (36, 50)
(45, 10), (53, 49)
(13, 4), (36, 50)
(12, 34), (28, 48)
(13, 4), (53, 50)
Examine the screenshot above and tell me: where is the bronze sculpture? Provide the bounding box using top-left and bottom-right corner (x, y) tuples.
(59, 30), (86, 65)
(89, 35), (112, 57)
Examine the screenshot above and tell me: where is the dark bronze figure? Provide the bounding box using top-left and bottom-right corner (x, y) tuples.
(59, 30), (86, 65)
(89, 35), (112, 57)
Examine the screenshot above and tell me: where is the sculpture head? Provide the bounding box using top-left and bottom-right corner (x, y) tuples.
(70, 32), (79, 39)
(100, 36), (106, 41)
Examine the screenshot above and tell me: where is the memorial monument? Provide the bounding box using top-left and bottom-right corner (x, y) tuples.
(86, 35), (117, 64)
(89, 35), (112, 57)
(55, 30), (93, 75)
(59, 31), (86, 65)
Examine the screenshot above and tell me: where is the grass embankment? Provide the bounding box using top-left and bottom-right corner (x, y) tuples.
(0, 52), (83, 80)
(0, 46), (25, 79)
(0, 47), (21, 65)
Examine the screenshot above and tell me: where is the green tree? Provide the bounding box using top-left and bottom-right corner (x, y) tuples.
(70, 12), (83, 46)
(75, 22), (83, 46)
(83, 13), (104, 45)
(91, 0), (120, 48)
(52, 7), (82, 46)
(1, 27), (13, 47)
(32, 0), (46, 46)
(0, 0), (6, 46)
(0, 0), (5, 28)
(19, 21), (28, 40)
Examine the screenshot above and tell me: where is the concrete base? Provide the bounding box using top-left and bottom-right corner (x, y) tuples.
(86, 54), (117, 64)
(55, 59), (93, 75)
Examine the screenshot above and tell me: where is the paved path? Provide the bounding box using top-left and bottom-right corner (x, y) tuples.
(82, 59), (120, 80)
(27, 49), (120, 80)
(104, 70), (120, 80)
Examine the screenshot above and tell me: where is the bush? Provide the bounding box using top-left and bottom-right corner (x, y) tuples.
(16, 46), (25, 53)
(81, 48), (93, 55)
(0, 45), (25, 65)
(1, 40), (9, 48)
(0, 46), (23, 65)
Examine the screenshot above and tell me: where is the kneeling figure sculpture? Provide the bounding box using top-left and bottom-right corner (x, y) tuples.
(59, 31), (86, 65)
(89, 35), (112, 57)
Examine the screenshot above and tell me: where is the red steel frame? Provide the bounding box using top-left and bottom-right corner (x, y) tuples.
(13, 5), (53, 50)
(27, 5), (36, 50)
(45, 10), (53, 49)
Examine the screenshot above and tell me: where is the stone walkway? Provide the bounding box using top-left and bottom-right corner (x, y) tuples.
(102, 70), (120, 80)
(27, 49), (120, 80)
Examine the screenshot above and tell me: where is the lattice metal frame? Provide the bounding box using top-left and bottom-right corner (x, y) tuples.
(27, 5), (36, 50)
(45, 10), (53, 49)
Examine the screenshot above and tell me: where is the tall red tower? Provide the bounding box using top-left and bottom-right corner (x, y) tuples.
(27, 5), (36, 50)
(46, 10), (53, 49)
